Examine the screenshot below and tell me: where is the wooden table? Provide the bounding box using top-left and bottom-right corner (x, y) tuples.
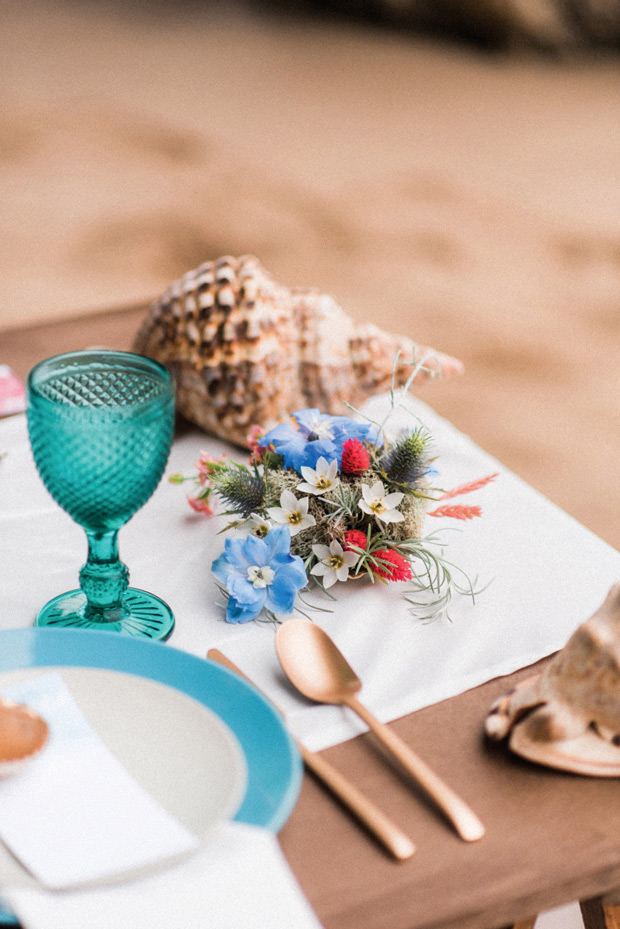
(4, 307), (620, 929)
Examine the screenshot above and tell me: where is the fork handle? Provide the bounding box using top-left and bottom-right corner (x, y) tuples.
(296, 742), (415, 860)
(346, 696), (485, 842)
(207, 649), (415, 860)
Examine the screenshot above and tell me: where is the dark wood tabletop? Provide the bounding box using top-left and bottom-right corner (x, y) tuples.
(4, 306), (620, 929)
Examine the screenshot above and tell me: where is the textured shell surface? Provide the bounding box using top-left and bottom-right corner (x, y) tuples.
(134, 255), (463, 447)
(485, 584), (620, 774)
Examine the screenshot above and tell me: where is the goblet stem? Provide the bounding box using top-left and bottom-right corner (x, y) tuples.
(79, 529), (129, 622)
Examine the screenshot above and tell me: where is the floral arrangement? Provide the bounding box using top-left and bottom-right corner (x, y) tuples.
(171, 391), (496, 625)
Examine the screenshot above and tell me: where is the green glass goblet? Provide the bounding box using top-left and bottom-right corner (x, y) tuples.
(27, 350), (176, 640)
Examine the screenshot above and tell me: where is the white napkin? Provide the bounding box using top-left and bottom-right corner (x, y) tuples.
(4, 821), (325, 929)
(0, 672), (200, 890)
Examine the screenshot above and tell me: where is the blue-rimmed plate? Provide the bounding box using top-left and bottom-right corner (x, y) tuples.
(0, 628), (302, 926)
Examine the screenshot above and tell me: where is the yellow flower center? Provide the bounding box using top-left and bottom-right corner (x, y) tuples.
(287, 511), (303, 526)
(369, 500), (386, 514)
(252, 524), (269, 538)
(315, 476), (331, 490)
(327, 554), (344, 569)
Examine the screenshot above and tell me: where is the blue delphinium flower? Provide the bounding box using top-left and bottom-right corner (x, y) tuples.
(211, 527), (307, 623)
(259, 408), (380, 472)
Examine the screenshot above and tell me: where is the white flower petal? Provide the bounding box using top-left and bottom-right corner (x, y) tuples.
(327, 459), (339, 479)
(296, 481), (321, 495)
(360, 483), (374, 503)
(311, 562), (330, 576)
(358, 499), (372, 515)
(336, 565), (350, 582)
(383, 491), (405, 508)
(312, 543), (331, 559)
(300, 466), (316, 483)
(280, 489), (298, 509)
(288, 512), (316, 536)
(297, 496), (310, 515)
(369, 480), (385, 498)
(315, 457), (330, 473)
(329, 541), (344, 556)
(380, 510), (405, 523)
(266, 507), (287, 523)
(343, 551), (359, 567)
(322, 571), (338, 589)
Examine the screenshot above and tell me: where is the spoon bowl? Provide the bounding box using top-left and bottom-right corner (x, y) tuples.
(276, 620), (361, 705)
(275, 619), (485, 843)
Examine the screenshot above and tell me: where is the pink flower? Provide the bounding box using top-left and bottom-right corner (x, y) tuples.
(195, 451), (226, 486)
(247, 425), (266, 464)
(427, 504), (482, 521)
(437, 473), (498, 500)
(187, 493), (214, 516)
(247, 424), (265, 450)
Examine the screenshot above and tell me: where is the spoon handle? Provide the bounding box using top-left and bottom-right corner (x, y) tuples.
(207, 649), (416, 861)
(347, 696), (485, 843)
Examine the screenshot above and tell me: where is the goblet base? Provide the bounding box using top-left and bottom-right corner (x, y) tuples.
(34, 588), (175, 641)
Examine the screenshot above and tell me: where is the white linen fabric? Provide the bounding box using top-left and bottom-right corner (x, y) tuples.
(0, 672), (199, 889)
(1, 395), (620, 754)
(4, 821), (324, 929)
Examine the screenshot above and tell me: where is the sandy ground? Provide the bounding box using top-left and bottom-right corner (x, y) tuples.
(1, 0), (620, 545)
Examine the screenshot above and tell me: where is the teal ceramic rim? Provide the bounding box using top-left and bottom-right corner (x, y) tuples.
(0, 629), (302, 832)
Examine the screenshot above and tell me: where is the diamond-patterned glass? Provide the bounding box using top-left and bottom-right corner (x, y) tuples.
(27, 351), (176, 640)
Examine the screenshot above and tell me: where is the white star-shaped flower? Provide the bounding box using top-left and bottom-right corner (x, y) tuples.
(310, 540), (359, 588)
(244, 513), (272, 539)
(303, 412), (335, 440)
(358, 480), (404, 525)
(297, 457), (340, 496)
(267, 490), (316, 537)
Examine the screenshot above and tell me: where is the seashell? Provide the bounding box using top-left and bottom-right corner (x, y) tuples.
(133, 255), (463, 448)
(0, 697), (49, 776)
(485, 584), (620, 776)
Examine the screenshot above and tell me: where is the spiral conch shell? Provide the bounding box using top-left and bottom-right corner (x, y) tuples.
(133, 255), (463, 448)
(486, 584), (620, 776)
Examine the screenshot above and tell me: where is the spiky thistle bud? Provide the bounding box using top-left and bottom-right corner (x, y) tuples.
(212, 471), (266, 518)
(380, 428), (431, 487)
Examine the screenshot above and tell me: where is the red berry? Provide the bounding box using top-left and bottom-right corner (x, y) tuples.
(344, 529), (367, 551)
(340, 438), (370, 474)
(372, 549), (412, 582)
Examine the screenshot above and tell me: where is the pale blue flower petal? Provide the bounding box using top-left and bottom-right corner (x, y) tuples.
(211, 550), (240, 585)
(273, 555), (308, 589)
(266, 573), (300, 613)
(263, 526), (293, 559)
(229, 575), (265, 605)
(226, 597), (263, 624)
(241, 533), (270, 568)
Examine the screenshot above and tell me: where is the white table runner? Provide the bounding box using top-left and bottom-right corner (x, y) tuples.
(2, 395), (619, 752)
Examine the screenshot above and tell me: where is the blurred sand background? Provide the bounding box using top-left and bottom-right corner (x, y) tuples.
(2, 0), (620, 566)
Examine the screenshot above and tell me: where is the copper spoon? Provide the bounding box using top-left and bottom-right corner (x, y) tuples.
(275, 619), (485, 843)
(207, 648), (415, 860)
